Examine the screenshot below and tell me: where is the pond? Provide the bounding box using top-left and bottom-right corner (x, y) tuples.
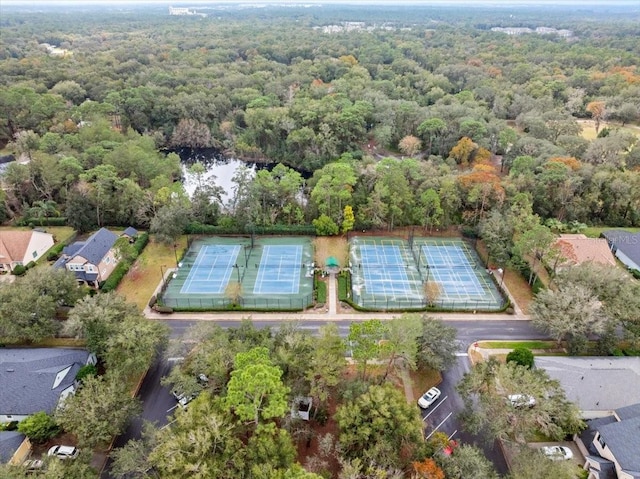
(174, 148), (267, 207)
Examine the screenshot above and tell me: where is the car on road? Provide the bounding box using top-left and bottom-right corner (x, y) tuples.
(508, 394), (536, 408)
(47, 445), (79, 460)
(22, 459), (44, 472)
(540, 445), (574, 461)
(418, 387), (442, 409)
(172, 389), (195, 409)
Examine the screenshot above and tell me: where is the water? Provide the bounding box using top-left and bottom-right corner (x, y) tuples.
(174, 148), (266, 207)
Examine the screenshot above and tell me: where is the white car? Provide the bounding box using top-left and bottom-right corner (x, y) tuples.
(172, 390), (195, 409)
(508, 394), (536, 408)
(47, 445), (79, 460)
(418, 387), (441, 409)
(540, 445), (574, 461)
(22, 459), (44, 472)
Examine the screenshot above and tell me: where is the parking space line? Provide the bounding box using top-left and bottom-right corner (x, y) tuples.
(448, 430), (457, 440)
(422, 395), (448, 421)
(425, 412), (453, 440)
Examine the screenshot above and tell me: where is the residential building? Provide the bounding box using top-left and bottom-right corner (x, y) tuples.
(0, 431), (29, 466)
(554, 234), (617, 268)
(53, 227), (119, 287)
(0, 348), (96, 423)
(578, 403), (640, 479)
(601, 230), (640, 272)
(534, 357), (640, 418)
(0, 230), (54, 273)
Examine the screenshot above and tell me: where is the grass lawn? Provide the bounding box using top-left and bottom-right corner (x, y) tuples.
(409, 367), (443, 402)
(583, 226), (640, 238)
(579, 119), (640, 140)
(478, 340), (559, 350)
(116, 236), (188, 311)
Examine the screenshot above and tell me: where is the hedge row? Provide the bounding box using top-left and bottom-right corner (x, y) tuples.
(101, 232), (149, 292)
(185, 222), (316, 236)
(16, 217), (69, 227)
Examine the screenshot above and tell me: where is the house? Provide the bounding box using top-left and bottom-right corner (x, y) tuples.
(601, 230), (640, 272)
(0, 431), (29, 465)
(577, 403), (640, 479)
(54, 227), (119, 287)
(554, 234), (617, 269)
(534, 357), (640, 418)
(0, 348), (96, 424)
(0, 230), (54, 273)
(121, 226), (138, 243)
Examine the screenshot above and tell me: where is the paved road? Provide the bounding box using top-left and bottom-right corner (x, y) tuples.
(102, 318), (543, 478)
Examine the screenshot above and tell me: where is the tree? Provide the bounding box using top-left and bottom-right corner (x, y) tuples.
(0, 268), (81, 342)
(530, 283), (607, 350)
(512, 224), (556, 285)
(586, 101), (606, 133)
(225, 281), (243, 305)
(307, 323), (347, 410)
(17, 412), (60, 443)
(412, 458), (445, 479)
(479, 209), (513, 268)
(424, 281), (442, 307)
(170, 118), (212, 148)
(398, 135), (422, 157)
(244, 424), (297, 478)
(56, 374), (141, 448)
(438, 444), (498, 479)
(150, 202), (191, 245)
(380, 314), (421, 381)
(506, 348), (534, 369)
(449, 137), (476, 166)
(417, 118), (446, 156)
(341, 205), (355, 235)
(225, 347), (289, 425)
(312, 214), (339, 236)
(419, 189), (443, 234)
(458, 359), (583, 444)
(507, 446), (576, 479)
(347, 320), (387, 381)
(416, 316), (458, 372)
(335, 384), (423, 469)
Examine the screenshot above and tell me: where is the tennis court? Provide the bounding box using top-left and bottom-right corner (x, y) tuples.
(350, 237), (424, 309)
(162, 236), (314, 310)
(349, 236), (505, 310)
(414, 238), (504, 310)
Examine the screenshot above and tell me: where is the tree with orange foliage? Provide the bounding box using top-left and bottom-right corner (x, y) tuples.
(548, 156), (581, 171)
(412, 458), (445, 479)
(449, 137), (476, 166)
(586, 101), (606, 133)
(458, 163), (505, 223)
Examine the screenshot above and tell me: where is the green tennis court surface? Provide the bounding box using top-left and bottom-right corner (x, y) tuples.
(162, 236), (313, 310)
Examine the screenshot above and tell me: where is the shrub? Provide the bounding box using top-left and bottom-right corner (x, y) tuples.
(47, 251), (60, 261)
(17, 412), (60, 443)
(148, 295), (157, 308)
(11, 264), (26, 276)
(506, 347), (535, 369)
(26, 261), (36, 269)
(75, 364), (98, 382)
(153, 305), (174, 314)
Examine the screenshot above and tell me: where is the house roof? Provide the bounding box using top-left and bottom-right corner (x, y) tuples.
(61, 228), (118, 266)
(534, 357), (640, 412)
(0, 431), (25, 464)
(122, 226), (138, 238)
(0, 231), (34, 263)
(598, 415), (640, 476)
(0, 348), (92, 417)
(554, 234), (616, 267)
(601, 230), (640, 269)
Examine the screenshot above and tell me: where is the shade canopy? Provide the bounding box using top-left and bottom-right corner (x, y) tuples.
(326, 256), (340, 268)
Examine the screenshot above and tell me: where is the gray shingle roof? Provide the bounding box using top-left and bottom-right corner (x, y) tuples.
(0, 431), (25, 463)
(122, 227), (138, 238)
(70, 228), (118, 265)
(534, 357), (640, 411)
(598, 415), (640, 475)
(601, 230), (640, 270)
(0, 348), (92, 416)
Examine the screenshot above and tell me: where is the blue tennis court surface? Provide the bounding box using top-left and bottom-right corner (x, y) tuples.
(180, 244), (240, 294)
(421, 245), (485, 298)
(254, 245), (302, 294)
(360, 245), (413, 295)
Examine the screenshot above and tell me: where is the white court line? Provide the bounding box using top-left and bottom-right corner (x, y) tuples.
(425, 412), (453, 440)
(422, 395), (448, 421)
